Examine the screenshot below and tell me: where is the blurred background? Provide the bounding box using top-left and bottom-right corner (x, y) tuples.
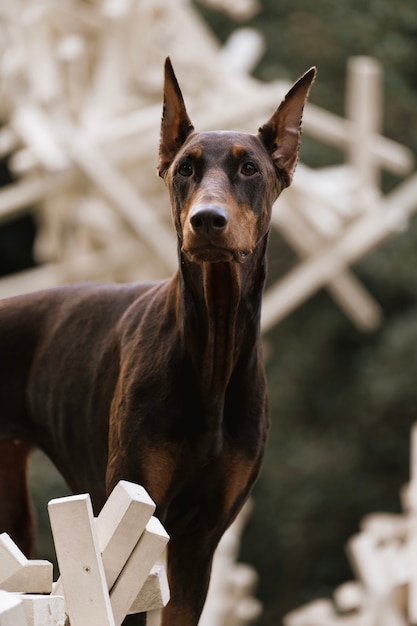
(1, 0), (417, 624)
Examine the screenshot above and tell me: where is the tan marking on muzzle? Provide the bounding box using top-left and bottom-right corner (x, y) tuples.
(181, 191), (259, 263)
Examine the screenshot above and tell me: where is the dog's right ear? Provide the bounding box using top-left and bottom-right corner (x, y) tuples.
(158, 58), (195, 178)
(258, 67), (316, 187)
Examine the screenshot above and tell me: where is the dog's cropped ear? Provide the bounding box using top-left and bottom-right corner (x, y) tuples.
(258, 67), (316, 187)
(158, 58), (195, 178)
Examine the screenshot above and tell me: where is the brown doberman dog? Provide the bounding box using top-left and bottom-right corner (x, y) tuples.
(0, 59), (315, 625)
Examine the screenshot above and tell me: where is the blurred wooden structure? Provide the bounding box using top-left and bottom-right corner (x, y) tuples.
(0, 1), (415, 333)
(283, 423), (417, 626)
(262, 55), (416, 333)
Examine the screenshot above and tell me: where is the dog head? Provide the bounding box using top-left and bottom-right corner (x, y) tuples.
(158, 58), (316, 264)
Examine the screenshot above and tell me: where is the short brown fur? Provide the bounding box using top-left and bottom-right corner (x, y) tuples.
(0, 58), (315, 625)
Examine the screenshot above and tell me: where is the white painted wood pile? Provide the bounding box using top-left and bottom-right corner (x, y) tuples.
(0, 480), (258, 626)
(283, 423), (417, 626)
(0, 480), (170, 626)
(0, 1), (415, 333)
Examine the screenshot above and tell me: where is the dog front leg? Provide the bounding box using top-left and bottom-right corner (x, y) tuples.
(158, 520), (223, 626)
(0, 440), (35, 557)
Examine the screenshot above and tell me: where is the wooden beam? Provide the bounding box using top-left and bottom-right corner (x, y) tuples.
(0, 534), (27, 584)
(272, 198), (383, 331)
(1, 561), (52, 594)
(346, 57), (383, 192)
(110, 516), (169, 626)
(67, 135), (177, 272)
(19, 595), (65, 626)
(97, 480), (156, 590)
(0, 591), (27, 626)
(127, 564), (170, 614)
(48, 494), (115, 626)
(261, 173), (417, 333)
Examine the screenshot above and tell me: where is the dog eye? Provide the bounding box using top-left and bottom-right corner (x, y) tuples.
(178, 162), (193, 177)
(241, 161), (258, 176)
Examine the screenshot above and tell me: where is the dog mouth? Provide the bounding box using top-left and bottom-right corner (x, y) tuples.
(182, 245), (251, 264)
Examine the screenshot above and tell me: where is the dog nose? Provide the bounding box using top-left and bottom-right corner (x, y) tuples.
(190, 205), (228, 236)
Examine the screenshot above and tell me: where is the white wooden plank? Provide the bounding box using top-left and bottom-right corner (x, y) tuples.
(22, 8), (61, 105)
(0, 591), (27, 626)
(282, 599), (337, 626)
(1, 560), (52, 593)
(19, 594), (65, 626)
(227, 563), (258, 598)
(408, 516), (417, 624)
(0, 127), (18, 159)
(360, 512), (409, 541)
(0, 240), (144, 299)
(261, 173), (417, 334)
(400, 482), (417, 512)
(12, 106), (69, 171)
(219, 29), (265, 74)
(346, 57), (383, 193)
(84, 0), (133, 122)
(56, 34), (88, 118)
(0, 171), (77, 221)
(0, 534), (27, 584)
(67, 136), (177, 272)
(347, 532), (388, 595)
(110, 517), (169, 626)
(145, 610), (162, 626)
(301, 100), (414, 176)
(333, 581), (365, 613)
(48, 494), (115, 626)
(374, 596), (408, 626)
(97, 480), (155, 589)
(272, 198), (383, 332)
(128, 564), (170, 614)
(56, 564), (170, 616)
(54, 480), (156, 595)
(230, 596), (262, 626)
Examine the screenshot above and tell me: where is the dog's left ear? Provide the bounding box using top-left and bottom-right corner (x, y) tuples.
(158, 58), (195, 178)
(258, 67), (316, 187)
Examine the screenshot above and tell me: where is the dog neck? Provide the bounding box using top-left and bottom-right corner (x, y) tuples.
(174, 234), (268, 452)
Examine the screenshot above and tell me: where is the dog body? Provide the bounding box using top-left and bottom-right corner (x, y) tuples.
(0, 60), (315, 625)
